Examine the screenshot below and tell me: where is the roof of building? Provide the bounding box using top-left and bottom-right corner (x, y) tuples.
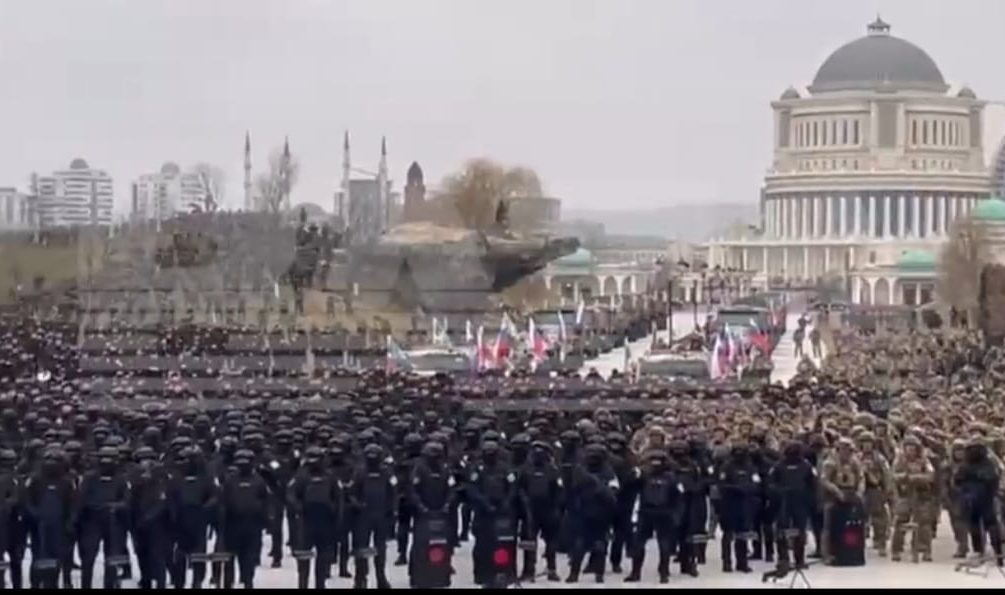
(554, 247), (594, 268)
(160, 162), (181, 176)
(407, 162), (424, 185)
(896, 249), (936, 271)
(958, 86), (977, 99)
(809, 18), (947, 94)
(972, 197), (1005, 222)
(780, 86), (801, 100)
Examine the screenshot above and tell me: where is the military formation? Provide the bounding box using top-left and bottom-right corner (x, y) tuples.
(0, 311), (1003, 589)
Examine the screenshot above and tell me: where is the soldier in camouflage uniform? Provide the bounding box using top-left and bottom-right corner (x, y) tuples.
(818, 438), (863, 563)
(890, 435), (936, 562)
(857, 431), (892, 557)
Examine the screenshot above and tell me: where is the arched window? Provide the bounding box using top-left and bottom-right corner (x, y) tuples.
(813, 121), (818, 146)
(831, 120), (837, 145)
(853, 120), (860, 145)
(842, 119), (848, 144)
(822, 120), (828, 146)
(940, 120), (946, 146)
(922, 120), (928, 145)
(911, 120), (918, 145)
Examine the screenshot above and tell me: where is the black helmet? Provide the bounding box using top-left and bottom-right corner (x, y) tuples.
(233, 449), (254, 464)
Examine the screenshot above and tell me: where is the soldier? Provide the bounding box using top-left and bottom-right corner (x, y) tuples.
(347, 443), (396, 589)
(891, 435), (936, 562)
(167, 446), (217, 589)
(606, 432), (637, 575)
(717, 443), (759, 573)
(947, 439), (970, 558)
(516, 440), (562, 582)
(0, 449), (19, 588)
(858, 431), (892, 557)
(287, 445), (342, 589)
(763, 440), (816, 581)
(220, 448), (270, 588)
(818, 437), (863, 564)
(669, 439), (705, 577)
(566, 442), (618, 584)
(24, 447), (75, 590)
(130, 446), (170, 589)
(956, 439), (1004, 565)
(394, 432), (424, 566)
(77, 445), (130, 589)
(467, 440), (517, 587)
(329, 441), (355, 579)
(262, 429), (298, 568)
(625, 451), (682, 584)
(408, 440), (457, 588)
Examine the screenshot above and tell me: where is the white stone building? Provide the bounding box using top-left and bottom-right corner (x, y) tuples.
(707, 18), (993, 305)
(36, 158), (114, 228)
(131, 162), (207, 225)
(0, 187), (34, 233)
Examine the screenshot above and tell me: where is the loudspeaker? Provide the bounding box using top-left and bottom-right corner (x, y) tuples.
(828, 500), (865, 567)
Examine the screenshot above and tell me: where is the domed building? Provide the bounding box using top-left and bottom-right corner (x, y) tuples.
(707, 17), (993, 305)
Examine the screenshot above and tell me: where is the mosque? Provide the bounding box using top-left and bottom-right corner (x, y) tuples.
(706, 17), (996, 306)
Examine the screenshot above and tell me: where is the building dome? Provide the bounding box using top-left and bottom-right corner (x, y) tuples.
(160, 162), (181, 176)
(69, 158), (89, 170)
(896, 249), (936, 271)
(780, 86), (801, 100)
(809, 18), (947, 94)
(407, 161), (424, 185)
(958, 86), (977, 99)
(555, 247), (594, 268)
(972, 197), (1005, 222)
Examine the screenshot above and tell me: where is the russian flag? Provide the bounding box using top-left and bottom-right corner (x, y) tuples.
(528, 318), (549, 365)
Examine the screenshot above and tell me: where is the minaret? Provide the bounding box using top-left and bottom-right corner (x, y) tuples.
(378, 136), (389, 230)
(341, 130), (351, 227)
(281, 136), (291, 211)
(243, 131), (252, 211)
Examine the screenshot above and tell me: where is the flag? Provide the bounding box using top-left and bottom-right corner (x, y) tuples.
(575, 301), (585, 326)
(342, 346), (349, 368)
(273, 281), (280, 300)
(465, 319), (473, 343)
(558, 310), (568, 343)
(528, 317), (548, 365)
(432, 317), (439, 344)
(386, 335), (411, 373)
(623, 342), (632, 373)
(476, 325), (487, 370)
(708, 334), (722, 380)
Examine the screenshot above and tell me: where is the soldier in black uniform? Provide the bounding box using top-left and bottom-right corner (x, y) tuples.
(0, 449), (19, 588)
(516, 440), (562, 582)
(751, 432), (779, 563)
(566, 442), (618, 584)
(167, 446), (218, 589)
(468, 439), (518, 586)
(625, 451), (682, 583)
(607, 432), (636, 575)
(671, 439), (705, 577)
(408, 440), (457, 587)
(130, 446), (170, 589)
(717, 443), (758, 573)
(394, 432), (423, 566)
(329, 440), (355, 579)
(77, 445), (130, 589)
(347, 443), (396, 589)
(263, 429), (298, 568)
(220, 448), (270, 588)
(956, 440), (1004, 565)
(24, 447), (75, 590)
(287, 445), (342, 589)
(763, 440), (817, 581)
(556, 429), (582, 556)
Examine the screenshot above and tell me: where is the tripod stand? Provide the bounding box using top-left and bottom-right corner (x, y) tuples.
(762, 529), (812, 589)
(954, 521), (1005, 580)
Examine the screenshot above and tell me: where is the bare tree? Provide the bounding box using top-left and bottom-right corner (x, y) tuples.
(191, 163), (226, 213)
(254, 147), (300, 214)
(437, 158), (544, 229)
(938, 217), (990, 322)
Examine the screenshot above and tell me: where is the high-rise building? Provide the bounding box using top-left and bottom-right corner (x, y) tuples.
(131, 162), (208, 224)
(36, 158), (114, 228)
(0, 187), (34, 232)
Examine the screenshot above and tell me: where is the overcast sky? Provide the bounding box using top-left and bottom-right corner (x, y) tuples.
(2, 0), (1005, 214)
